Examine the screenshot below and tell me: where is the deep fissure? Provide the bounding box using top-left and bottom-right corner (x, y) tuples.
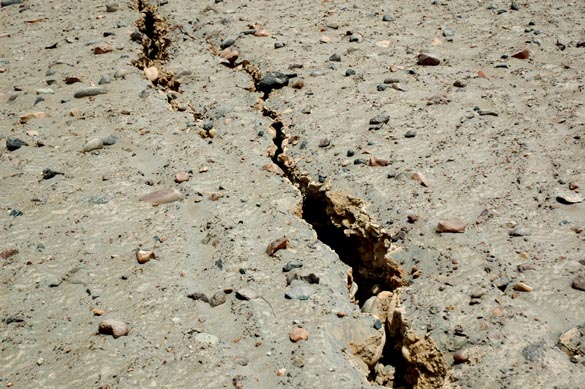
(133, 0), (180, 92)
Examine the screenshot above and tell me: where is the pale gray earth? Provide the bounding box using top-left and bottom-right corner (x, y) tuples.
(1, 0), (584, 388)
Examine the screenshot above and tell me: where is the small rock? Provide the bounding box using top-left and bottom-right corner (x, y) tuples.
(6, 138), (28, 151)
(377, 84), (388, 91)
(513, 282), (533, 292)
(511, 48), (530, 59)
(1, 0), (23, 6)
(556, 192), (583, 204)
(577, 38), (585, 48)
(274, 42), (285, 49)
(235, 288), (258, 301)
(42, 168), (63, 180)
(144, 66), (159, 82)
(187, 292), (209, 303)
(220, 38), (236, 49)
(349, 33), (363, 43)
(368, 156), (390, 167)
(329, 53), (341, 62)
(136, 249), (156, 264)
(175, 172), (190, 183)
(74, 87), (107, 98)
(382, 15), (395, 22)
(318, 138), (331, 148)
(19, 112), (47, 124)
(93, 44), (113, 55)
(102, 135), (117, 146)
(510, 2), (520, 10)
(91, 307), (105, 316)
(266, 237), (288, 256)
(437, 218), (466, 233)
(210, 291), (227, 307)
(453, 80), (467, 88)
(140, 188), (184, 205)
(453, 349), (469, 364)
(411, 172), (428, 187)
(98, 319), (129, 338)
(99, 75), (111, 85)
(522, 342), (545, 362)
(285, 283), (316, 300)
(36, 88), (54, 95)
(345, 69), (356, 76)
(572, 274), (585, 291)
(82, 138), (104, 153)
(283, 262), (303, 272)
(106, 3), (119, 12)
(417, 53), (441, 66)
(509, 227), (531, 237)
(404, 130), (416, 138)
(369, 114), (390, 125)
(291, 79), (304, 89)
(290, 327), (309, 342)
(113, 69), (129, 79)
(257, 72), (289, 94)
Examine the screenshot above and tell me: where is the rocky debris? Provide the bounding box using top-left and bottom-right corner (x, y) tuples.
(136, 249), (156, 264)
(266, 237), (288, 256)
(558, 324), (585, 363)
(417, 53), (441, 66)
(290, 327), (309, 342)
(99, 74), (111, 85)
(345, 314), (386, 369)
(0, 248), (19, 259)
(369, 114), (390, 125)
(140, 188), (183, 205)
(572, 274), (585, 291)
(368, 156), (390, 167)
(93, 44), (113, 55)
(329, 53), (341, 62)
(98, 319), (129, 338)
(105, 3), (119, 12)
(522, 342), (546, 362)
(257, 72), (289, 94)
(6, 137), (28, 151)
(144, 66), (159, 82)
(404, 130), (417, 138)
(91, 307), (105, 316)
(437, 218), (466, 233)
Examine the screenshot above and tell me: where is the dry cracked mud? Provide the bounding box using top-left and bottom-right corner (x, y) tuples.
(1, 0), (584, 388)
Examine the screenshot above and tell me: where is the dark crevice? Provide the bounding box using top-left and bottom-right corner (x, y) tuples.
(133, 0), (180, 93)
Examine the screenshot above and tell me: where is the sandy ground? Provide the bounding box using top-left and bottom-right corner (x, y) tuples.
(1, 0), (584, 388)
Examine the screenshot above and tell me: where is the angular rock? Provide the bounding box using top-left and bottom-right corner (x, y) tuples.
(136, 249), (156, 264)
(572, 274), (585, 291)
(417, 53), (441, 66)
(6, 137), (28, 151)
(98, 319), (129, 338)
(556, 192), (583, 204)
(210, 291), (227, 307)
(235, 288), (258, 301)
(511, 48), (530, 59)
(257, 72), (289, 94)
(369, 114), (390, 125)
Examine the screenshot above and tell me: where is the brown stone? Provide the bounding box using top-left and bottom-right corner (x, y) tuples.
(513, 282), (533, 292)
(136, 249), (156, 264)
(417, 52), (441, 66)
(368, 156), (390, 166)
(93, 44), (113, 55)
(453, 349), (469, 364)
(290, 327), (309, 342)
(411, 172), (428, 187)
(511, 48), (530, 59)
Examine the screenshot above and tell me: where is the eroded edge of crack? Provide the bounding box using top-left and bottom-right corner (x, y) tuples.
(132, 0), (181, 98)
(207, 33), (449, 389)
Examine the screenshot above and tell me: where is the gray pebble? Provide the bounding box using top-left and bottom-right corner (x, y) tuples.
(6, 137), (28, 151)
(382, 15), (395, 22)
(283, 262), (303, 272)
(329, 53), (341, 62)
(74, 87), (107, 98)
(99, 74), (111, 85)
(285, 284), (316, 300)
(102, 135), (118, 146)
(404, 130), (417, 138)
(509, 227), (531, 237)
(235, 288), (258, 301)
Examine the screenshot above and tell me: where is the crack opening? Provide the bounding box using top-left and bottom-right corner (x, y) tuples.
(133, 0), (180, 93)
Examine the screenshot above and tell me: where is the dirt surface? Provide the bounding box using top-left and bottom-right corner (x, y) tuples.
(1, 0), (584, 388)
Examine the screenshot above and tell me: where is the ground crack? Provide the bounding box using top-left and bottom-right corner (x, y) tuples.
(132, 0), (180, 94)
(207, 37), (448, 388)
